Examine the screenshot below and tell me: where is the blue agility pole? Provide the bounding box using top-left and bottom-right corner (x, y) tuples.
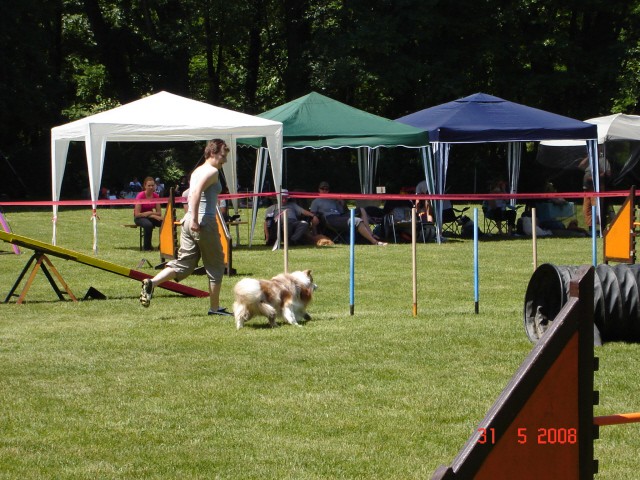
(474, 207), (479, 314)
(592, 205), (597, 267)
(349, 208), (355, 316)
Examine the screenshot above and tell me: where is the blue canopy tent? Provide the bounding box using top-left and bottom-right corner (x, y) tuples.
(396, 93), (599, 241)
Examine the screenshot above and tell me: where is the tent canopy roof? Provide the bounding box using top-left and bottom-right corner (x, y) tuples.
(396, 92), (597, 143)
(51, 91), (283, 142)
(241, 91), (429, 148)
(589, 114), (640, 142)
(540, 113), (640, 146)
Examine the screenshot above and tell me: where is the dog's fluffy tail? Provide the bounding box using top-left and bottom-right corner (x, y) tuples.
(233, 278), (280, 329)
(233, 278), (263, 303)
(233, 278), (265, 329)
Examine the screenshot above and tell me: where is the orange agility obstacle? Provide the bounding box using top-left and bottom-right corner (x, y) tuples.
(0, 230), (208, 303)
(432, 266), (640, 479)
(158, 189), (236, 275)
(603, 186), (636, 264)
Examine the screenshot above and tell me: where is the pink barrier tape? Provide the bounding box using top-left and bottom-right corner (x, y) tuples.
(0, 192), (273, 207)
(0, 189), (632, 208)
(284, 190), (632, 202)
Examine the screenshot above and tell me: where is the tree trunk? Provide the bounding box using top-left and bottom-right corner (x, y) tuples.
(283, 0), (311, 99)
(245, 1), (265, 111)
(82, 0), (135, 102)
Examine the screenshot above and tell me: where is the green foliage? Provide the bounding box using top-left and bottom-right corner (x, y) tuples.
(613, 42), (640, 112)
(61, 56), (120, 120)
(146, 149), (186, 187)
(1, 207), (640, 478)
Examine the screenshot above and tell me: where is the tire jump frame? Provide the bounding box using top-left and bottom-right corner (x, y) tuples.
(432, 266), (640, 479)
(524, 188), (640, 344)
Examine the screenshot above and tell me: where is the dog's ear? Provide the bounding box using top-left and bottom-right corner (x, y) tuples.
(304, 269), (312, 276)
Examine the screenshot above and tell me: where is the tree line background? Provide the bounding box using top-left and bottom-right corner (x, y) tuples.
(1, 0), (639, 199)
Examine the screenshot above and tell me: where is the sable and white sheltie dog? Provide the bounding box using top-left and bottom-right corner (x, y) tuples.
(232, 270), (317, 329)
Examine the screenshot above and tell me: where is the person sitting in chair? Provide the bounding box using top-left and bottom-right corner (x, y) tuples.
(264, 189), (318, 245)
(217, 186), (239, 223)
(382, 194), (417, 242)
(486, 179), (516, 234)
(309, 181), (386, 245)
(415, 180), (434, 222)
(134, 176), (163, 251)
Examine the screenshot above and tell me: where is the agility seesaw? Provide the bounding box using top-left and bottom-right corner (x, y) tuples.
(0, 230), (208, 304)
(432, 266), (640, 479)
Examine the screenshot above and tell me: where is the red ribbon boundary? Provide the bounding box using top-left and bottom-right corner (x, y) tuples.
(0, 189), (631, 208)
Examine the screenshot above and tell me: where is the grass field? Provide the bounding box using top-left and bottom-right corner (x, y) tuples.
(1, 206), (639, 479)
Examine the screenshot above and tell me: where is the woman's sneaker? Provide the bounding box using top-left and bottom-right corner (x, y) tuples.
(140, 279), (154, 307)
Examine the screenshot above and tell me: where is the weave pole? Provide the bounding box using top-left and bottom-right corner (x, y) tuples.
(412, 207), (418, 316)
(532, 207), (538, 271)
(283, 213), (289, 273)
(474, 207), (479, 314)
(349, 208), (355, 316)
(592, 205), (598, 266)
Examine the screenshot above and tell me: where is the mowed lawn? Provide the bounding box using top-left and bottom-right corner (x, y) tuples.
(1, 206), (639, 479)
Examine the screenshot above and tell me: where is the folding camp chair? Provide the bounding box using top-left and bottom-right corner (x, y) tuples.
(482, 202), (520, 234)
(384, 211), (435, 243)
(482, 201), (503, 234)
(318, 214), (349, 244)
(441, 204), (470, 236)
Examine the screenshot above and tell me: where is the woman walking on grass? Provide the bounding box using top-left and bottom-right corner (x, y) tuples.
(139, 139), (233, 316)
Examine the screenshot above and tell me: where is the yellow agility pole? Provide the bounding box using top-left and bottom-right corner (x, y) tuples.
(412, 207), (418, 317)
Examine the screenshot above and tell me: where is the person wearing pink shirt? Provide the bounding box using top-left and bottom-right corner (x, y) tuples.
(133, 176), (163, 250)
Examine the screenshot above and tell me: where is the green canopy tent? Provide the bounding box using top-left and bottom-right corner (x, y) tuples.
(240, 92), (429, 245)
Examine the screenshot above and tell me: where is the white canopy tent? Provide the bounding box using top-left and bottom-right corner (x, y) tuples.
(541, 114), (640, 146)
(538, 114), (640, 227)
(51, 91), (283, 252)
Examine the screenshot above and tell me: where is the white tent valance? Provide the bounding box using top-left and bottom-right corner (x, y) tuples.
(51, 91), (283, 252)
